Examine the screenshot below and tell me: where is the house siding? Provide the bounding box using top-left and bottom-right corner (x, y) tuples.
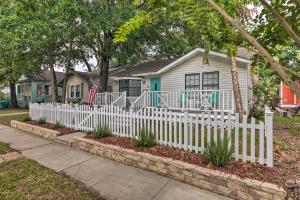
(160, 53), (249, 113)
(66, 75), (89, 102)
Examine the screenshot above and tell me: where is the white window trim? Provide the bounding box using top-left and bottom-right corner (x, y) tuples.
(69, 84), (81, 98)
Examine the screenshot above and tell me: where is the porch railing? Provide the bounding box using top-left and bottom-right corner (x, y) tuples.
(94, 92), (126, 107)
(132, 90), (234, 112)
(17, 95), (31, 101)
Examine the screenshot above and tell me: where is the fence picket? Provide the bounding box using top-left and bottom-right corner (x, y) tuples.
(242, 115), (247, 162)
(250, 117), (256, 162)
(234, 113), (239, 161)
(29, 103), (273, 166)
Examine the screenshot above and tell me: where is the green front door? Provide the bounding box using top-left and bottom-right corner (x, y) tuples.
(150, 78), (161, 107)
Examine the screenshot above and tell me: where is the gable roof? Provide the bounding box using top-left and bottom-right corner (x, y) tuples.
(18, 70), (65, 83)
(152, 48), (252, 75)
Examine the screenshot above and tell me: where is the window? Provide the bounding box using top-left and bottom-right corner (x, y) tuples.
(107, 86), (112, 92)
(185, 73), (200, 90)
(75, 85), (80, 97)
(202, 71), (219, 90)
(45, 86), (51, 96)
(119, 79), (141, 97)
(69, 84), (81, 98)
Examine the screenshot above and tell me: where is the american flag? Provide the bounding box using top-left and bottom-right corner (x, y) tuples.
(88, 80), (98, 106)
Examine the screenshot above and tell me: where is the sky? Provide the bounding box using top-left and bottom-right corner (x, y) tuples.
(55, 56), (97, 72)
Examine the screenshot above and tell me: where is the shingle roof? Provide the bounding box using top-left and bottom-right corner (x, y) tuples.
(72, 58), (177, 80)
(109, 58), (177, 77)
(21, 70), (64, 83)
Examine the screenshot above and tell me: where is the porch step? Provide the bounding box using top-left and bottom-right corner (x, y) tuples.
(54, 132), (87, 146)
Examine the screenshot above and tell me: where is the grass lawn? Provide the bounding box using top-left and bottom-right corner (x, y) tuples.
(0, 158), (103, 200)
(0, 108), (28, 115)
(0, 141), (12, 154)
(0, 113), (29, 126)
(272, 115), (300, 181)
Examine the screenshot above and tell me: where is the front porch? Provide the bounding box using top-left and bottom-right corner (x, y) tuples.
(95, 89), (234, 113)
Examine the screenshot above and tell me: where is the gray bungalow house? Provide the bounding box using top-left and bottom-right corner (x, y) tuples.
(65, 48), (253, 113)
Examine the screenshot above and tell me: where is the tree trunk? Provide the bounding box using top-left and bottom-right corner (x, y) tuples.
(230, 56), (244, 121)
(206, 0), (300, 98)
(81, 52), (92, 72)
(260, 0), (300, 47)
(62, 42), (73, 103)
(50, 64), (58, 102)
(99, 32), (111, 92)
(9, 81), (18, 108)
(99, 52), (109, 92)
(62, 66), (70, 103)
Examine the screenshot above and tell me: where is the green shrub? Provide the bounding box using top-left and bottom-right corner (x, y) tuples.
(203, 137), (233, 167)
(93, 125), (112, 138)
(37, 117), (46, 124)
(50, 121), (64, 129)
(136, 128), (155, 148)
(22, 115), (31, 121)
(290, 125), (300, 136)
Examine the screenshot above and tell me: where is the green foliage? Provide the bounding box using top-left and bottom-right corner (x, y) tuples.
(21, 115), (31, 122)
(274, 115), (300, 136)
(93, 125), (112, 139)
(203, 137), (233, 167)
(136, 128), (155, 148)
(50, 121), (63, 129)
(0, 141), (11, 154)
(290, 126), (300, 136)
(37, 117), (46, 124)
(249, 61), (279, 120)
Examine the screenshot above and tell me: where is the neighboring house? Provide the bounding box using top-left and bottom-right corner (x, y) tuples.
(66, 48), (253, 113)
(16, 70), (64, 107)
(279, 81), (300, 110)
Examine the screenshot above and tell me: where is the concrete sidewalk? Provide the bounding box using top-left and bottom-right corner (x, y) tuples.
(0, 125), (231, 200)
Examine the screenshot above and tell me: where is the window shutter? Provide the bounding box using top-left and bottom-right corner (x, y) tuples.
(80, 83), (84, 99)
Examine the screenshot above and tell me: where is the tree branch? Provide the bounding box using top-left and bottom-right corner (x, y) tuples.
(260, 0), (300, 47)
(206, 0), (300, 98)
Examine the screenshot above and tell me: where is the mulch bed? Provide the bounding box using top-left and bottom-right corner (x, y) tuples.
(23, 121), (73, 135)
(85, 135), (287, 188)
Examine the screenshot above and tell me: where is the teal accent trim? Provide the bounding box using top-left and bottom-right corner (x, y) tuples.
(211, 91), (220, 103)
(150, 78), (161, 107)
(31, 82), (38, 103)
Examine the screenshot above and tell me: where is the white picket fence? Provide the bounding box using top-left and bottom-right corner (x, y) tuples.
(29, 103), (274, 167)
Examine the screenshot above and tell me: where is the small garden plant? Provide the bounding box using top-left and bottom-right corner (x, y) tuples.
(22, 115), (31, 122)
(37, 117), (46, 124)
(93, 125), (112, 138)
(50, 121), (64, 129)
(203, 137), (233, 167)
(136, 128), (155, 148)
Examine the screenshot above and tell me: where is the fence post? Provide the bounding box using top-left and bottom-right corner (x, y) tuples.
(182, 108), (189, 151)
(105, 92), (108, 105)
(265, 106), (273, 167)
(74, 104), (78, 130)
